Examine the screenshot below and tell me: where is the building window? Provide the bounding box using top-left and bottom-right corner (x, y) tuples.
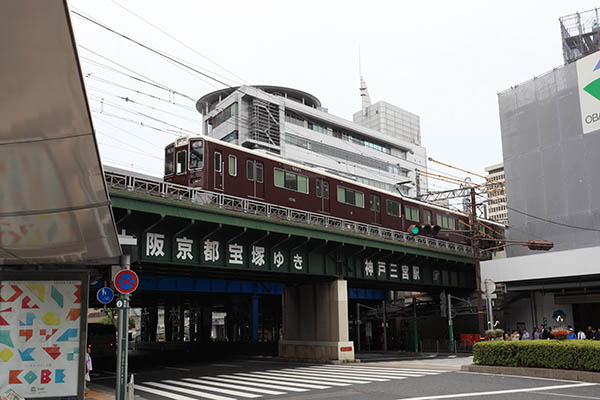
(424, 209), (432, 225)
(165, 145), (174, 175)
(222, 131), (239, 143)
(386, 199), (401, 217)
(399, 150), (407, 160)
(437, 214), (455, 230)
(316, 179), (329, 199)
(211, 103), (238, 128)
(308, 121), (326, 133)
(274, 168), (308, 194)
(337, 186), (364, 208)
(228, 155), (237, 176)
(285, 112), (305, 127)
(189, 139), (204, 170)
(405, 206), (419, 221)
(176, 150), (186, 174)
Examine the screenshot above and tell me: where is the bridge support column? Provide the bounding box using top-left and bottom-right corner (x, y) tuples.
(251, 295), (259, 342)
(279, 279), (354, 362)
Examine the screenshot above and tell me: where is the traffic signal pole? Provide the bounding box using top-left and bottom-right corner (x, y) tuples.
(470, 188), (484, 336)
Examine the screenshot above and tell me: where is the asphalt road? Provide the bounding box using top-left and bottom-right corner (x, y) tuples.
(89, 356), (600, 400)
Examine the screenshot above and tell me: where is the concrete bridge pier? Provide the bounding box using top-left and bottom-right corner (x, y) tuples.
(279, 279), (355, 362)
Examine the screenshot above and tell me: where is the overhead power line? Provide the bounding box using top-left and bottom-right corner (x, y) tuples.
(71, 9), (232, 88)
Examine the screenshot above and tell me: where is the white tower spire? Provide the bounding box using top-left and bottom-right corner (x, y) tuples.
(359, 48), (371, 112)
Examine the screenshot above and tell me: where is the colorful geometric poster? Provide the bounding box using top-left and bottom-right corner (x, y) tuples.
(0, 281), (82, 398)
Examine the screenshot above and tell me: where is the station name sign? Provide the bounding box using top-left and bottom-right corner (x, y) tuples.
(139, 231), (469, 288)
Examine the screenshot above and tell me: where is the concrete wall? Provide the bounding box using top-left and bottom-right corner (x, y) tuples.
(502, 293), (574, 332)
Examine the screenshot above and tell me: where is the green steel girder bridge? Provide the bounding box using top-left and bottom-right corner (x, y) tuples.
(105, 170), (476, 292)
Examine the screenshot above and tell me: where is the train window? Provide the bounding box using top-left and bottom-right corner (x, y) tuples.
(274, 168), (308, 193)
(214, 152), (222, 172)
(256, 163), (263, 183)
(164, 145), (174, 175)
(437, 214), (455, 230)
(405, 206), (419, 221)
(228, 155), (237, 176)
(424, 210), (432, 225)
(247, 160), (254, 181)
(316, 179), (329, 199)
(386, 200), (401, 217)
(337, 186), (364, 208)
(189, 139), (204, 170)
(176, 150), (186, 174)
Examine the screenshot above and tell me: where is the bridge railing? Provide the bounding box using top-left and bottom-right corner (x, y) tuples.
(105, 171), (478, 257)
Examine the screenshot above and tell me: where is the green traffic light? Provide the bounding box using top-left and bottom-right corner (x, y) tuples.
(410, 226), (420, 235)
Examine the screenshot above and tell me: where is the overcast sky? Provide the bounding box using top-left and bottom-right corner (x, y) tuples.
(71, 0), (599, 191)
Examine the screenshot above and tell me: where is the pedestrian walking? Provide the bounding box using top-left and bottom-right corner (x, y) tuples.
(85, 347), (93, 388)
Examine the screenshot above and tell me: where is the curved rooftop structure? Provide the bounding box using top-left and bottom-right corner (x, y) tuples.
(196, 85), (322, 113)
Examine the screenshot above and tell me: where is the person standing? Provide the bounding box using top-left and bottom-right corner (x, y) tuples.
(521, 329), (530, 340)
(577, 329), (586, 340)
(85, 347), (93, 388)
(533, 327), (541, 340)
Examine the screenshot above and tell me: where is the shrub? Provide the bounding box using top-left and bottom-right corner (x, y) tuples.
(473, 340), (600, 372)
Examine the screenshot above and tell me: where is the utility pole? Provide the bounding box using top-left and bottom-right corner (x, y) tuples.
(470, 188), (484, 336)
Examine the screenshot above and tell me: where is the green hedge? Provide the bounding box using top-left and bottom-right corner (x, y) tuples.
(473, 340), (600, 372)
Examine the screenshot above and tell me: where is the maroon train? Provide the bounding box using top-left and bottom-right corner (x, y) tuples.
(164, 136), (504, 247)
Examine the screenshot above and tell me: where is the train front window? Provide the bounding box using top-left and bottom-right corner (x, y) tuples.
(189, 139), (204, 170)
(164, 145), (174, 175)
(176, 150), (186, 174)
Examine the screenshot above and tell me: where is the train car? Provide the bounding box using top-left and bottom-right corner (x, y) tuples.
(164, 136), (504, 247)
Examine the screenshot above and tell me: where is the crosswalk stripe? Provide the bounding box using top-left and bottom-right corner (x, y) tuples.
(303, 366), (426, 377)
(162, 379), (263, 398)
(143, 382), (238, 400)
(272, 369), (372, 384)
(232, 373), (331, 389)
(250, 371), (352, 385)
(134, 384), (234, 400)
(182, 378), (286, 395)
(307, 365), (438, 375)
(293, 367), (402, 380)
(215, 375), (308, 392)
(200, 376), (304, 393)
(338, 366), (444, 374)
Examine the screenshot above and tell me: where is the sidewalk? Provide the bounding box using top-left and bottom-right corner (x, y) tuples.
(358, 353), (474, 371)
(85, 385), (114, 400)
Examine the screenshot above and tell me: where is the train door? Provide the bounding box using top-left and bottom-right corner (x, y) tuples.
(214, 151), (224, 191)
(247, 159), (264, 199)
(370, 194), (381, 224)
(316, 178), (330, 213)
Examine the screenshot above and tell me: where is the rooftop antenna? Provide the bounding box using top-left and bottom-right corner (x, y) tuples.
(359, 46), (371, 113)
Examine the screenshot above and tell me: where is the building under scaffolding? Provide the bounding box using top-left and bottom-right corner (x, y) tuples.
(560, 8), (600, 64)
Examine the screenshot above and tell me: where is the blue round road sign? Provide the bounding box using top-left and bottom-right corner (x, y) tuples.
(114, 270), (139, 294)
(96, 287), (114, 304)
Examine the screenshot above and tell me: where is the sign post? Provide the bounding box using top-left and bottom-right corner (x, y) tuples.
(448, 293), (454, 352)
(114, 256), (138, 400)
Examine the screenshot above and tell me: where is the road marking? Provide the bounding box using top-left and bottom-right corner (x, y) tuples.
(394, 383), (597, 400)
(219, 375), (310, 392)
(274, 369), (372, 384)
(302, 365), (424, 378)
(182, 378), (285, 395)
(162, 379), (263, 398)
(142, 382), (240, 400)
(134, 384), (233, 400)
(165, 366), (191, 371)
(211, 363), (243, 368)
(235, 372), (331, 389)
(289, 367), (395, 381)
(251, 371), (352, 385)
(329, 365), (442, 375)
(203, 376), (307, 392)
(534, 391), (600, 399)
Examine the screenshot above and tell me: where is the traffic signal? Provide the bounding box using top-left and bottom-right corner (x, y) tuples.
(408, 224), (441, 236)
(525, 240), (553, 251)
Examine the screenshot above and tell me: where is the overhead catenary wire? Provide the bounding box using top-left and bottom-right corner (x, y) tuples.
(71, 9), (232, 88)
(111, 0), (249, 85)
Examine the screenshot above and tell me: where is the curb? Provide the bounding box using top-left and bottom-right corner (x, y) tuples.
(461, 364), (600, 383)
